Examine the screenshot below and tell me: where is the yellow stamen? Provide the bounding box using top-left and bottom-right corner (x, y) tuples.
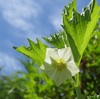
(56, 59), (66, 71)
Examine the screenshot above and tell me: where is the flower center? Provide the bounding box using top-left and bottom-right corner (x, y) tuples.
(56, 59), (66, 71)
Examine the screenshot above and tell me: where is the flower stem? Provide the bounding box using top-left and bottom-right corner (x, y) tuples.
(75, 85), (82, 99)
(75, 73), (82, 99)
(75, 58), (82, 99)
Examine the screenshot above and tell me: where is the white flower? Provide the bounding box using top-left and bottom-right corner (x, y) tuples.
(40, 47), (79, 86)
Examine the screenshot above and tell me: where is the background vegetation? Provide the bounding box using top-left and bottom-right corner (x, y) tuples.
(0, 32), (100, 99)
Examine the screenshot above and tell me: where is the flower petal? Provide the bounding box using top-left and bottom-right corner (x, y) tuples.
(67, 60), (79, 76)
(40, 61), (56, 77)
(45, 48), (58, 63)
(50, 68), (72, 86)
(58, 47), (73, 62)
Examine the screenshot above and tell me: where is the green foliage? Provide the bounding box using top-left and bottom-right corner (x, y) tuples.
(43, 31), (68, 48)
(13, 38), (46, 66)
(62, 0), (100, 62)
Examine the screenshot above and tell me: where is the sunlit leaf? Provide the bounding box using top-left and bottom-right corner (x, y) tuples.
(13, 38), (46, 66)
(81, 0), (100, 54)
(62, 0), (100, 62)
(43, 31), (68, 48)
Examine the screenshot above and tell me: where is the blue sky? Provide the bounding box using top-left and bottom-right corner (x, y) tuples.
(0, 0), (99, 75)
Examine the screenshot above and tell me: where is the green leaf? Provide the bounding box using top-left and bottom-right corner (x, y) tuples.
(81, 0), (100, 54)
(65, 33), (80, 63)
(64, 0), (76, 20)
(62, 0), (100, 62)
(62, 0), (81, 62)
(43, 31), (68, 48)
(13, 38), (46, 66)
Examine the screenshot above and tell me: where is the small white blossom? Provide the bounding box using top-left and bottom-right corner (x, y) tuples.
(40, 47), (79, 86)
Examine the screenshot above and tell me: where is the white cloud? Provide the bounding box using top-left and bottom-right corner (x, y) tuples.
(0, 0), (41, 32)
(0, 52), (23, 75)
(49, 4), (64, 31)
(50, 15), (62, 31)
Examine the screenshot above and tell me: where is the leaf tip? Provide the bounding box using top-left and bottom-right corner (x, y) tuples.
(13, 46), (18, 49)
(27, 38), (31, 42)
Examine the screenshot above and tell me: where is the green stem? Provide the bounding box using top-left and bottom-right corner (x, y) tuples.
(75, 58), (82, 99)
(75, 73), (82, 99)
(75, 85), (82, 99)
